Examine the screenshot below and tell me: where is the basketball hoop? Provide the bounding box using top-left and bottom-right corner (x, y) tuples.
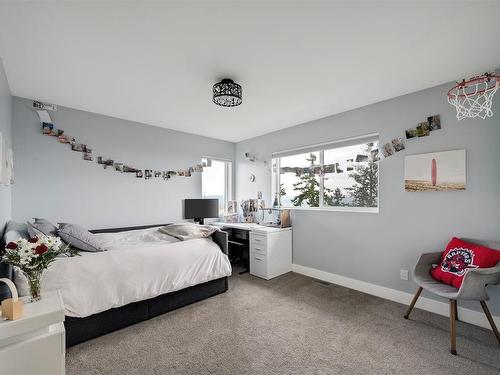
(447, 72), (500, 120)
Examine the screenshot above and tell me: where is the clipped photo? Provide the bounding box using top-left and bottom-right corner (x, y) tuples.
(405, 128), (417, 139)
(83, 152), (93, 161)
(114, 163), (124, 172)
(416, 122), (430, 137)
(428, 115), (441, 131)
(42, 122), (53, 135)
(382, 142), (394, 157)
(391, 137), (405, 152)
(71, 143), (86, 152)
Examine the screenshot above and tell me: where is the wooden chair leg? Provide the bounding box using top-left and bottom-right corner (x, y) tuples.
(404, 287), (423, 319)
(450, 299), (457, 355)
(480, 301), (500, 346)
(454, 300), (458, 321)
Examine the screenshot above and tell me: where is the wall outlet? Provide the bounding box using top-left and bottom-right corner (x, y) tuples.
(400, 269), (409, 281)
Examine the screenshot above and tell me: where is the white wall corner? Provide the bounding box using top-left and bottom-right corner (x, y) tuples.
(291, 263), (500, 331)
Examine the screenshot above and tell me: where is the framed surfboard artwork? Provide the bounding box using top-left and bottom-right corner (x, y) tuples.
(404, 149), (466, 192)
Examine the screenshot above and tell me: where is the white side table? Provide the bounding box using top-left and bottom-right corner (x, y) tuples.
(0, 290), (65, 375)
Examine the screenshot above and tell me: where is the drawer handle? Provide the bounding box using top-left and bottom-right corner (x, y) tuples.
(255, 257), (263, 261)
(254, 238), (261, 242)
(254, 248), (262, 251)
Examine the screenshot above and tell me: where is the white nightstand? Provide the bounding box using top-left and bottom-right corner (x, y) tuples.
(0, 290), (65, 375)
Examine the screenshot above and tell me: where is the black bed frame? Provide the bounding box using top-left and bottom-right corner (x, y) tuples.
(60, 224), (228, 347)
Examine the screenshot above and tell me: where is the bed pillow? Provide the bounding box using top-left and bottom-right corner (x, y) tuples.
(4, 220), (29, 243)
(58, 223), (106, 252)
(430, 237), (500, 289)
(159, 222), (218, 241)
(27, 218), (58, 237)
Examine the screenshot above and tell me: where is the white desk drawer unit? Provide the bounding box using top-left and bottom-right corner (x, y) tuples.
(249, 229), (292, 280)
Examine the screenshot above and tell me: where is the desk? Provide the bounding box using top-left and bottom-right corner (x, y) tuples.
(212, 222), (292, 280)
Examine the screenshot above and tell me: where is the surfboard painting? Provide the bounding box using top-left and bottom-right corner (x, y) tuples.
(404, 150), (466, 192)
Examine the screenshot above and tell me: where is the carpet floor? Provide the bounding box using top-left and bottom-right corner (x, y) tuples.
(67, 271), (500, 375)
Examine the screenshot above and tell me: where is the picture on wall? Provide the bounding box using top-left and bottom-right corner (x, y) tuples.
(428, 115), (441, 131)
(404, 149), (466, 192)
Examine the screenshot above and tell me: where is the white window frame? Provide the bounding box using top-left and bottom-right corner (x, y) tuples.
(201, 156), (233, 214)
(272, 133), (379, 213)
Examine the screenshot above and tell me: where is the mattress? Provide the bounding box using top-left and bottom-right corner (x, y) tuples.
(14, 227), (232, 317)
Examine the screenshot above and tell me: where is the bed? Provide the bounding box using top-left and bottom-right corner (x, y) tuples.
(1, 222), (231, 347)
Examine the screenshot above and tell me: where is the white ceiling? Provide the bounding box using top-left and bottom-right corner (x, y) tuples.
(0, 2), (499, 142)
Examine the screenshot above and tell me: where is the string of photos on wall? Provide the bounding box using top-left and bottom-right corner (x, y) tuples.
(381, 114), (441, 158)
(33, 101), (208, 180)
(278, 114), (442, 179)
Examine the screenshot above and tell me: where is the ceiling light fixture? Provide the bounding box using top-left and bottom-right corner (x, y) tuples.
(213, 79), (242, 107)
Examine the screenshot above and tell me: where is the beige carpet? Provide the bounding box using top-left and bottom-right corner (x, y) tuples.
(67, 270), (500, 375)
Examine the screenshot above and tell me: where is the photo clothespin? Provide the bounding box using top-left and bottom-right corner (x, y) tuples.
(0, 278), (23, 320)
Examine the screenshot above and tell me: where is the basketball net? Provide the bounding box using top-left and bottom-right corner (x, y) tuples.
(447, 73), (500, 120)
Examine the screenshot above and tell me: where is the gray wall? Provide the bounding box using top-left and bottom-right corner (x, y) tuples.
(235, 78), (500, 315)
(0, 59), (12, 238)
(12, 97), (234, 229)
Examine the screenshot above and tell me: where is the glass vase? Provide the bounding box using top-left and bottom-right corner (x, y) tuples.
(23, 271), (42, 302)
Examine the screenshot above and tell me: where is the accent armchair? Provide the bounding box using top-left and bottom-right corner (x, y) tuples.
(404, 250), (500, 355)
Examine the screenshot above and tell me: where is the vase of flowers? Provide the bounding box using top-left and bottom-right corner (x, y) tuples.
(2, 235), (78, 302)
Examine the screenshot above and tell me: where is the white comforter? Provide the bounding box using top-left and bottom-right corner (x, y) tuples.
(15, 227), (232, 317)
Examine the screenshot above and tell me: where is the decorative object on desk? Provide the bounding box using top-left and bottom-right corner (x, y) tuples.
(0, 278), (23, 320)
(227, 200), (238, 214)
(257, 207), (291, 228)
(404, 149), (466, 192)
(2, 235), (79, 302)
(273, 192), (279, 208)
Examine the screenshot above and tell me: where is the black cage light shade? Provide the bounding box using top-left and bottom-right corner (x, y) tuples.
(213, 79), (242, 107)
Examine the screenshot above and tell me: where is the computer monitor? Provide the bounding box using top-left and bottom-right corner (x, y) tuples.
(184, 198), (219, 225)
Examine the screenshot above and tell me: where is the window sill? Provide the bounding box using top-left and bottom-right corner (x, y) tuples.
(278, 206), (379, 214)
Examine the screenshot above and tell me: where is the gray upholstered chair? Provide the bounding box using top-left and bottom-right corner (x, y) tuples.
(404, 245), (500, 355)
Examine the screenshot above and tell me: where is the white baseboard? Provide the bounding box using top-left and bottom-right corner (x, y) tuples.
(291, 263), (500, 331)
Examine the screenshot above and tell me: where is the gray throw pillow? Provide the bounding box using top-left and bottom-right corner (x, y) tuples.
(27, 218), (58, 237)
(58, 223), (106, 252)
(4, 220), (29, 243)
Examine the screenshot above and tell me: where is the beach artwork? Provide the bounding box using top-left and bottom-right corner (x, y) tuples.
(404, 149), (466, 192)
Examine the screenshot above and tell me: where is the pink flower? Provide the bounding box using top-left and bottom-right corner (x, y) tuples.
(5, 242), (18, 250)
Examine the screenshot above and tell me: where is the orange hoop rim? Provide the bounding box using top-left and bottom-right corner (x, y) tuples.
(447, 73), (500, 99)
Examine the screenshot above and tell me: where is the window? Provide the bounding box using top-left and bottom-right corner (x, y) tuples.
(201, 157), (232, 216)
(272, 135), (379, 211)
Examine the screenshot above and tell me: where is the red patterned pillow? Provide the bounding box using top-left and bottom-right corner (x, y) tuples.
(430, 237), (500, 289)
